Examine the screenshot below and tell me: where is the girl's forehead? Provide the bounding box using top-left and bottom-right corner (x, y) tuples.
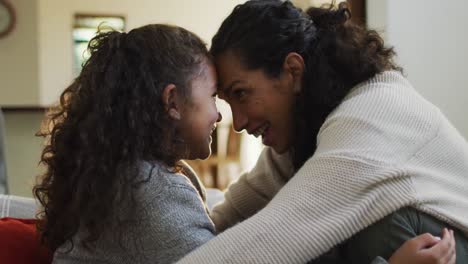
(191, 61), (217, 90)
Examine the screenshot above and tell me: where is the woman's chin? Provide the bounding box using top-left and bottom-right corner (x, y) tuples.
(271, 142), (289, 154)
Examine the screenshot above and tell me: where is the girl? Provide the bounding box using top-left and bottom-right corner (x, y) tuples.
(34, 24), (220, 263)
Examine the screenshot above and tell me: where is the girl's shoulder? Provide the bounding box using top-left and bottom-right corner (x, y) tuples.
(138, 160), (201, 196)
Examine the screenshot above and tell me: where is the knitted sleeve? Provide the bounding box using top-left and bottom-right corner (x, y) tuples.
(178, 153), (416, 263)
(210, 147), (294, 232)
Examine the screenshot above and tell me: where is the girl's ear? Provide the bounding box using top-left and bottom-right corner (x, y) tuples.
(162, 84), (181, 120)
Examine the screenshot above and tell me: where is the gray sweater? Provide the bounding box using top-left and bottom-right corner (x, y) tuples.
(53, 161), (215, 264)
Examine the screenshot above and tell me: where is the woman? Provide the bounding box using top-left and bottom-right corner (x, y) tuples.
(178, 0), (468, 263)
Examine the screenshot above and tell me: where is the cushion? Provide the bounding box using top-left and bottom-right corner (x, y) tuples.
(0, 218), (52, 264)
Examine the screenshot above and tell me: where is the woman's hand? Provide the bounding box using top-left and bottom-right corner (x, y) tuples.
(388, 228), (456, 264)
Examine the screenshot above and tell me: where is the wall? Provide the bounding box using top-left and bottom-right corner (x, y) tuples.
(0, 0), (247, 107)
(0, 0), (39, 106)
(38, 0), (246, 106)
(366, 0), (386, 40)
(292, 0), (340, 9)
(367, 0), (468, 139)
(3, 111), (44, 197)
(2, 0), (246, 196)
(0, 0), (42, 196)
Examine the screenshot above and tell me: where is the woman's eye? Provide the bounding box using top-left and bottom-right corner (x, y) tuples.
(233, 89), (246, 100)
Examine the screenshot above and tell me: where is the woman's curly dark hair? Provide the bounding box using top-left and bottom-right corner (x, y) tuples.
(34, 24), (209, 251)
(211, 0), (401, 170)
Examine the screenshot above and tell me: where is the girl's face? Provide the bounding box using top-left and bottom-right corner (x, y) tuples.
(178, 60), (222, 160)
(215, 52), (299, 154)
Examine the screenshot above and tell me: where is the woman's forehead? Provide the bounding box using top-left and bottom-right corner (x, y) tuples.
(215, 53), (248, 88)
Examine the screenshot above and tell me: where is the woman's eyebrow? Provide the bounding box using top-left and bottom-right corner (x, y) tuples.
(222, 80), (243, 95)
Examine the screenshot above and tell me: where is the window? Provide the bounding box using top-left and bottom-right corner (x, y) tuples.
(72, 14), (125, 76)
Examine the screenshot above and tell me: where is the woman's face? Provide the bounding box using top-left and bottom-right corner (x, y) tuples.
(215, 52), (298, 154)
(179, 60), (222, 160)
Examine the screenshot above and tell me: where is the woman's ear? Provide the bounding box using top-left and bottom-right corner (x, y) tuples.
(283, 52), (305, 93)
(162, 84), (181, 120)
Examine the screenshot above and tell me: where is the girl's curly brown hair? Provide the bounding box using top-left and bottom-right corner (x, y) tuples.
(211, 0), (402, 170)
(34, 24), (209, 251)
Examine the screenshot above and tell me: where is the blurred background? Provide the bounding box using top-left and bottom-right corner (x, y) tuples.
(0, 0), (467, 197)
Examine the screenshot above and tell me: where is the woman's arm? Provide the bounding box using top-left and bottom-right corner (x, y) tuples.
(178, 154), (417, 263)
(210, 147), (294, 232)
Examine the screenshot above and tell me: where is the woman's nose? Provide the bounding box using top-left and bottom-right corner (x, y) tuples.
(232, 109), (247, 132)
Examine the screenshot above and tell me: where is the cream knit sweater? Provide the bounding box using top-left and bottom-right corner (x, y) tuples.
(179, 71), (468, 263)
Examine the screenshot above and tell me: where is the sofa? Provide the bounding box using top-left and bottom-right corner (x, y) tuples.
(0, 195), (52, 263)
(0, 194), (37, 219)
